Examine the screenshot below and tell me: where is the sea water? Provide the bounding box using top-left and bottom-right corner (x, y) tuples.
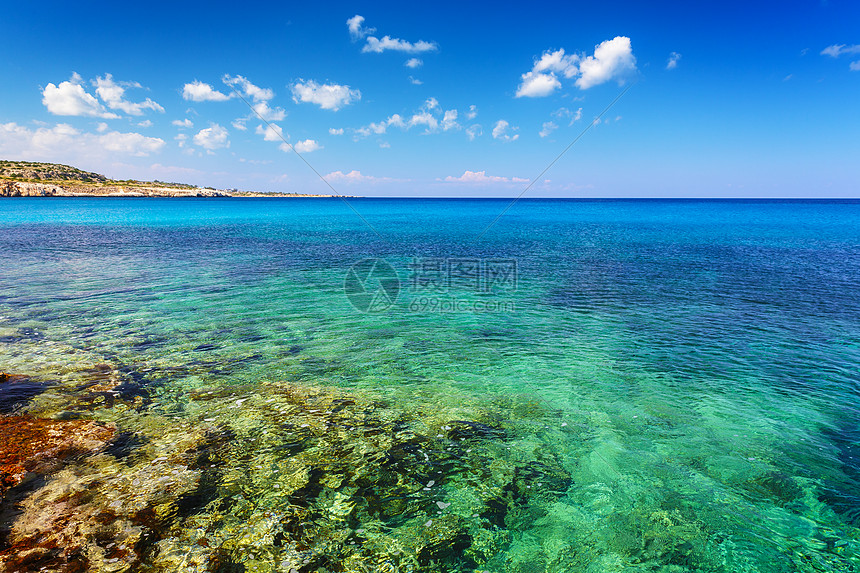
(0, 198), (858, 572)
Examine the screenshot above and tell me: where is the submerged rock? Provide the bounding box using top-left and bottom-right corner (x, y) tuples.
(0, 416), (115, 492)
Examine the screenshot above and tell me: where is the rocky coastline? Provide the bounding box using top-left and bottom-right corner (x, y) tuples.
(0, 181), (331, 198)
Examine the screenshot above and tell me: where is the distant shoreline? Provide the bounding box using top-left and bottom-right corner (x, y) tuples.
(0, 180), (338, 198)
(0, 160), (338, 198)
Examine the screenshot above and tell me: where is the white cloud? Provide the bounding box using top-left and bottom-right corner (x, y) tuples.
(441, 170), (529, 184)
(96, 122), (109, 133)
(851, 61), (860, 71)
(172, 119), (193, 128)
(354, 100), (458, 137)
(534, 48), (580, 77)
(256, 123), (284, 142)
(329, 127), (344, 135)
(441, 110), (459, 131)
(222, 75), (274, 102)
(552, 106), (583, 125)
(351, 17), (437, 54)
(94, 74), (164, 115)
(409, 76), (423, 85)
(0, 122), (164, 161)
(193, 124), (230, 150)
(100, 131), (166, 155)
(42, 79), (118, 119)
(466, 105), (477, 120)
(231, 119), (247, 131)
(138, 119), (153, 128)
(379, 142), (390, 148)
(408, 111), (438, 131)
(666, 52), (682, 70)
(516, 71), (562, 98)
(515, 48), (579, 98)
(291, 79), (360, 111)
(466, 124), (482, 141)
(324, 170), (393, 184)
(293, 139), (322, 153)
(354, 116), (398, 138)
(175, 133), (187, 148)
(539, 121), (558, 138)
(515, 37), (636, 96)
(492, 120), (519, 142)
(576, 37), (637, 89)
(347, 15), (375, 40)
(363, 36), (437, 54)
(182, 80), (231, 102)
(405, 58), (423, 68)
(821, 44), (860, 57)
(251, 101), (286, 121)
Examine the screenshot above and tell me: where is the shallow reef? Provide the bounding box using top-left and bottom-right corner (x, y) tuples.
(0, 364), (575, 573)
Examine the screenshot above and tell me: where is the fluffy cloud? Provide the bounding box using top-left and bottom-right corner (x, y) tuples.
(576, 37), (637, 89)
(324, 170), (393, 184)
(354, 98), (458, 137)
(99, 131), (166, 155)
(363, 36), (437, 54)
(42, 77), (119, 119)
(349, 15), (437, 54)
(291, 79), (360, 111)
(138, 119), (153, 128)
(0, 122), (164, 161)
(94, 74), (164, 115)
(219, 75), (286, 120)
(256, 123), (284, 142)
(441, 110), (459, 131)
(441, 170), (528, 184)
(251, 101), (286, 121)
(466, 124), (482, 141)
(492, 120), (519, 142)
(405, 58), (423, 68)
(182, 80), (231, 102)
(515, 37), (636, 96)
(329, 127), (344, 135)
(347, 15), (375, 40)
(821, 44), (860, 57)
(231, 119), (247, 131)
(293, 139), (322, 153)
(466, 105), (478, 120)
(409, 76), (423, 85)
(821, 44), (860, 70)
(223, 75), (274, 102)
(193, 124), (229, 150)
(539, 121), (558, 138)
(666, 51), (682, 70)
(172, 119), (193, 128)
(516, 71), (562, 98)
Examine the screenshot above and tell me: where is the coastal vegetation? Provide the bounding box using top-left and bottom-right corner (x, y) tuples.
(0, 160), (329, 197)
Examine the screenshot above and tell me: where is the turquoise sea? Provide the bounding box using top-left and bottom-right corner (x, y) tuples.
(0, 198), (858, 572)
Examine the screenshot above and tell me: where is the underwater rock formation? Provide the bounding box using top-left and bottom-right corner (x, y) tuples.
(0, 416), (115, 492)
(0, 380), (572, 572)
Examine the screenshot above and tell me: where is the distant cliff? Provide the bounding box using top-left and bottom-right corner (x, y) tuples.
(0, 160), (332, 197)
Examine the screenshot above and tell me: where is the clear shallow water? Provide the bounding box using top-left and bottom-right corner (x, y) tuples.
(0, 198), (859, 572)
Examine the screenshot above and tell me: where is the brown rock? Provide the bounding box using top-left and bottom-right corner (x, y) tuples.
(0, 416), (115, 491)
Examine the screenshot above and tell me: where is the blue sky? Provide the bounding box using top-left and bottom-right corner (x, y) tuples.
(1, 0), (858, 197)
